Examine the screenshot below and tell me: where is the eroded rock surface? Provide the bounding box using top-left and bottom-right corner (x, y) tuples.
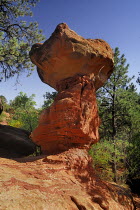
(30, 23), (114, 153)
(31, 75), (100, 153)
(0, 148), (135, 209)
(30, 23), (113, 91)
(0, 148), (135, 210)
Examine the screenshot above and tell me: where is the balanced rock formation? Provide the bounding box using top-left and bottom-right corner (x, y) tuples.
(30, 23), (114, 153)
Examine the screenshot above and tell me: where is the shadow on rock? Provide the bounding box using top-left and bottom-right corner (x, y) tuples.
(0, 125), (36, 158)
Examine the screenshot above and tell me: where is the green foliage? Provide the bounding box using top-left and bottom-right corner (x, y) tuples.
(42, 92), (57, 108)
(8, 119), (23, 128)
(9, 92), (39, 132)
(10, 92), (36, 109)
(16, 108), (39, 131)
(93, 47), (140, 183)
(89, 139), (129, 183)
(97, 47), (133, 140)
(0, 95), (11, 112)
(0, 95), (7, 104)
(0, 112), (7, 122)
(137, 73), (140, 85)
(127, 133), (140, 179)
(89, 140), (113, 168)
(0, 0), (45, 81)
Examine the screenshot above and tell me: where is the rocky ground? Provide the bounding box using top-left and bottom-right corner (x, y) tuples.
(0, 148), (135, 210)
(133, 195), (140, 209)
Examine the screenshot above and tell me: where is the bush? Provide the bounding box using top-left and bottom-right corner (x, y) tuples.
(8, 119), (23, 128)
(89, 139), (129, 183)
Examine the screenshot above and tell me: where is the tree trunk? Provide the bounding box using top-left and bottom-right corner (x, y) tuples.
(0, 99), (3, 115)
(112, 85), (117, 183)
(25, 109), (33, 132)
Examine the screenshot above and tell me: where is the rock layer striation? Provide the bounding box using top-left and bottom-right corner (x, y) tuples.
(0, 149), (135, 210)
(30, 23), (114, 153)
(31, 75), (100, 153)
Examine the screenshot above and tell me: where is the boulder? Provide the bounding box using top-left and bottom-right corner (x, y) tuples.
(29, 23), (114, 153)
(30, 23), (113, 91)
(0, 125), (36, 158)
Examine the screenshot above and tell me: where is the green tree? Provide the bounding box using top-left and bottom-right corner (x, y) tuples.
(89, 139), (129, 183)
(10, 92), (36, 109)
(42, 91), (57, 108)
(136, 73), (140, 85)
(9, 92), (39, 132)
(90, 77), (140, 183)
(0, 95), (11, 112)
(128, 134), (140, 179)
(0, 95), (7, 104)
(122, 89), (140, 179)
(0, 0), (45, 81)
(96, 47), (134, 183)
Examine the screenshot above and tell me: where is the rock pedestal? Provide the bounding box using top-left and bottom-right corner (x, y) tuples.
(30, 23), (114, 153)
(31, 75), (100, 153)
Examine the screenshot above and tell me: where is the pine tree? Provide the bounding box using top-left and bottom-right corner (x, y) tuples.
(42, 92), (57, 108)
(97, 47), (133, 182)
(0, 0), (45, 81)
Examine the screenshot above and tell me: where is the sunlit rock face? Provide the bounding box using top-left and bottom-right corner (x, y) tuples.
(31, 75), (100, 153)
(30, 23), (114, 153)
(0, 149), (135, 209)
(30, 23), (113, 90)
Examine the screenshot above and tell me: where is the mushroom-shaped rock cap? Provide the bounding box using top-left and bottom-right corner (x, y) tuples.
(30, 23), (114, 90)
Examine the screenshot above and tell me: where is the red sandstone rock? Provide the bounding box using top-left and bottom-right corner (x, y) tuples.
(30, 23), (114, 91)
(0, 149), (135, 209)
(29, 23), (114, 153)
(31, 75), (100, 153)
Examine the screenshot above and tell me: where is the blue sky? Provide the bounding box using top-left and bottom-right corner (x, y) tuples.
(1, 0), (140, 107)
